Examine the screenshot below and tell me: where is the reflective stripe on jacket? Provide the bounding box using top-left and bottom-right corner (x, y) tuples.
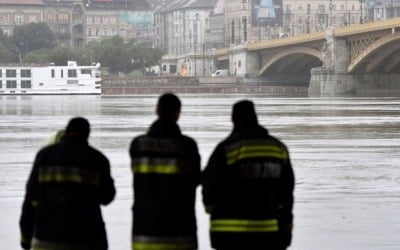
(201, 125), (294, 249)
(132, 235), (197, 250)
(130, 119), (200, 250)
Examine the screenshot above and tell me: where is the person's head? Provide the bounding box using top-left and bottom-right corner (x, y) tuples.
(65, 117), (90, 140)
(156, 93), (181, 122)
(232, 100), (258, 129)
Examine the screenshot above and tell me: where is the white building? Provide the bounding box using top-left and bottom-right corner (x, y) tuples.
(155, 0), (217, 76)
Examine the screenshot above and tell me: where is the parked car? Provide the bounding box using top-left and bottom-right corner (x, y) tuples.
(212, 69), (228, 77)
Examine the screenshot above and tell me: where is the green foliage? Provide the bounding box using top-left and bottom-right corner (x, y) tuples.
(12, 22), (56, 56)
(0, 42), (17, 63)
(0, 28), (18, 63)
(48, 47), (76, 66)
(23, 49), (51, 64)
(128, 40), (163, 75)
(1, 25), (164, 73)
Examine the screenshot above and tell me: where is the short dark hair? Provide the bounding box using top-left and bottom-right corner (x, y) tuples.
(65, 117), (90, 139)
(232, 100), (258, 129)
(157, 93), (181, 119)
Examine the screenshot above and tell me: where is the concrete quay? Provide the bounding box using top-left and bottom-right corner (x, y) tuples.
(100, 76), (308, 96)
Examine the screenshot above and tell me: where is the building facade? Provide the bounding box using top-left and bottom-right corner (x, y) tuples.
(43, 0), (85, 47)
(85, 0), (153, 44)
(0, 0), (153, 47)
(154, 0), (217, 76)
(0, 0), (44, 37)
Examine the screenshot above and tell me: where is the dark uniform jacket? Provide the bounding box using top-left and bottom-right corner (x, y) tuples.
(202, 125), (295, 250)
(129, 119), (201, 250)
(19, 136), (116, 250)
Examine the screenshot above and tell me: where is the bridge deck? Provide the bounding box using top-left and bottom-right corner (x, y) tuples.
(217, 17), (400, 54)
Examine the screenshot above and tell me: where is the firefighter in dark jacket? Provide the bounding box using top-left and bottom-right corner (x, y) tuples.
(129, 93), (201, 250)
(19, 117), (116, 250)
(202, 100), (295, 250)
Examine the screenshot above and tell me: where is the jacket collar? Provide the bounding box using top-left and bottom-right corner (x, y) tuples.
(147, 119), (181, 137)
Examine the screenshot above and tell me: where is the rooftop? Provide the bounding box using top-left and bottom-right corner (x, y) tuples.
(157, 0), (217, 13)
(0, 0), (43, 5)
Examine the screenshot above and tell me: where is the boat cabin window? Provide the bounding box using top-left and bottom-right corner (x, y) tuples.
(68, 69), (77, 78)
(21, 80), (32, 88)
(51, 69), (55, 78)
(81, 69), (92, 75)
(61, 70), (64, 78)
(0, 70), (2, 77)
(6, 80), (17, 88)
(6, 69), (16, 78)
(0, 80), (2, 88)
(21, 69), (31, 78)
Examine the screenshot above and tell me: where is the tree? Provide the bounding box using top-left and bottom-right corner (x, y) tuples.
(48, 47), (76, 66)
(97, 36), (133, 74)
(12, 22), (56, 57)
(0, 28), (18, 63)
(0, 42), (16, 63)
(23, 49), (51, 64)
(128, 40), (163, 75)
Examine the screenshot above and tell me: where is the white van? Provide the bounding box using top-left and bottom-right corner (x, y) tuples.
(212, 69), (228, 77)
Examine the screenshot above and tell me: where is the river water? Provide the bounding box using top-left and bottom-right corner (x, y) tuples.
(1, 95), (400, 250)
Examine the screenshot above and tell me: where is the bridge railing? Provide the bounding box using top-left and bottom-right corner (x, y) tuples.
(247, 32), (325, 51)
(334, 17), (400, 36)
(214, 17), (400, 56)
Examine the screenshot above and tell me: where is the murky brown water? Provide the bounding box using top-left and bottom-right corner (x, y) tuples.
(1, 95), (400, 249)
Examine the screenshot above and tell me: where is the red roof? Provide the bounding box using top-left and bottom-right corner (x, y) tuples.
(0, 0), (43, 5)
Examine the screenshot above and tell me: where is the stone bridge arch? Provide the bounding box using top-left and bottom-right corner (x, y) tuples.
(259, 47), (323, 76)
(348, 32), (400, 73)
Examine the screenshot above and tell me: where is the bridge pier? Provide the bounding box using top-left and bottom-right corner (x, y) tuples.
(309, 68), (400, 96)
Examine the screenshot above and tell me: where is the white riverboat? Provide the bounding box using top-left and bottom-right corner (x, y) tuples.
(0, 61), (101, 95)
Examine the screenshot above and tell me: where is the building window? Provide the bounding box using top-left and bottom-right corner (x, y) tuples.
(103, 17), (109, 24)
(6, 80), (17, 88)
(58, 13), (69, 22)
(95, 28), (99, 36)
(6, 69), (16, 77)
(95, 17), (100, 23)
(170, 65), (177, 73)
(81, 69), (91, 75)
(87, 16), (92, 23)
(21, 80), (31, 88)
(110, 17), (116, 24)
(30, 15), (36, 23)
(15, 15), (24, 24)
(3, 14), (9, 23)
(68, 69), (77, 78)
(87, 28), (92, 36)
(21, 69), (31, 78)
(47, 13), (54, 21)
(104, 28), (108, 36)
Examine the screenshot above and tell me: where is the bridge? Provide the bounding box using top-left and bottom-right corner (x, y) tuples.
(215, 18), (400, 96)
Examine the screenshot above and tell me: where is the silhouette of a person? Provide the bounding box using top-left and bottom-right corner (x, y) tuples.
(202, 100), (295, 250)
(129, 93), (201, 250)
(20, 117), (116, 250)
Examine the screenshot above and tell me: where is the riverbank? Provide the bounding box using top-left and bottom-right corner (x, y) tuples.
(100, 76), (308, 96)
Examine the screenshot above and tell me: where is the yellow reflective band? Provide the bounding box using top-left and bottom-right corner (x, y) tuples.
(132, 242), (196, 250)
(38, 168), (99, 186)
(226, 145), (287, 165)
(211, 219), (279, 232)
(132, 164), (181, 174)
